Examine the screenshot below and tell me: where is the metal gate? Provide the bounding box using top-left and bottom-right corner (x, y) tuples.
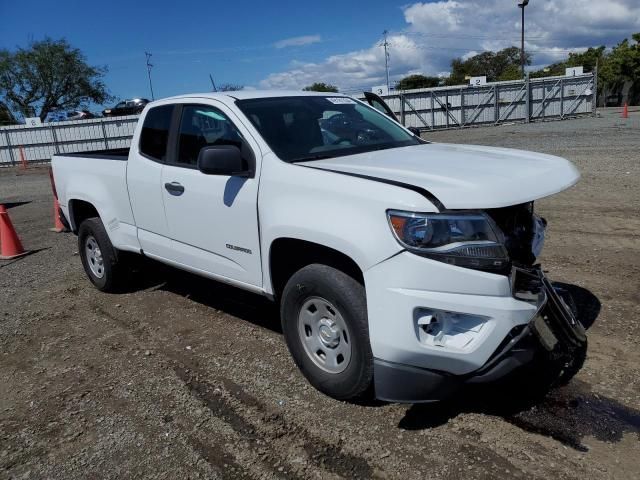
(366, 72), (596, 130)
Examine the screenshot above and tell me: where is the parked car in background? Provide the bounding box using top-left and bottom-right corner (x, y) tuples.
(45, 111), (67, 123)
(103, 99), (149, 117)
(45, 110), (95, 122)
(67, 110), (95, 121)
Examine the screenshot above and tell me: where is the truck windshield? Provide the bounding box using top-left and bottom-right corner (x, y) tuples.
(235, 96), (421, 162)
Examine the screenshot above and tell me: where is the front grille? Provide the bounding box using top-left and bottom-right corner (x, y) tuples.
(486, 202), (537, 265)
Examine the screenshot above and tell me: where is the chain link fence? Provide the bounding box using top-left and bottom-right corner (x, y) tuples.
(0, 115), (138, 166)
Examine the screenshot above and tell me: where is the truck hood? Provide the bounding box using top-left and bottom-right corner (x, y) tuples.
(299, 143), (580, 210)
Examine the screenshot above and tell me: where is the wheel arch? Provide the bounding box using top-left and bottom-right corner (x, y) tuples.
(68, 199), (100, 233)
(268, 237), (364, 300)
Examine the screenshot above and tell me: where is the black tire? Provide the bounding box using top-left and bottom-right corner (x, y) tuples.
(280, 264), (373, 401)
(78, 217), (126, 292)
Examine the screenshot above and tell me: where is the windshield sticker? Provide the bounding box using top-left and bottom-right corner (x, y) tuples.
(195, 110), (227, 121)
(326, 97), (356, 105)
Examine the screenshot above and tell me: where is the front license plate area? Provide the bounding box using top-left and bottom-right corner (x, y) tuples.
(513, 265), (588, 352)
(541, 275), (587, 346)
(531, 315), (558, 351)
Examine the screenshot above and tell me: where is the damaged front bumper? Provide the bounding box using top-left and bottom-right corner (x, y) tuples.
(373, 265), (588, 403)
(513, 265), (587, 353)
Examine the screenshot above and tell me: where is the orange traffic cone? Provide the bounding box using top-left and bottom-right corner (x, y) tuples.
(50, 196), (65, 232)
(19, 146), (28, 170)
(0, 205), (28, 260)
(622, 103), (629, 119)
(48, 167), (65, 233)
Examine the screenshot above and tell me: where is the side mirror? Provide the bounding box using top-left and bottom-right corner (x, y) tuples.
(408, 127), (421, 137)
(197, 145), (249, 176)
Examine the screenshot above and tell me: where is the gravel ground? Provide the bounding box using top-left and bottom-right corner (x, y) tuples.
(1, 109), (639, 479)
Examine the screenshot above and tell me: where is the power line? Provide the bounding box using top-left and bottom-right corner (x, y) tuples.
(390, 42), (586, 55)
(402, 30), (552, 42)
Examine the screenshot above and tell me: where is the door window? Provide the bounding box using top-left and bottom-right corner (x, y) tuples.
(139, 105), (174, 161)
(176, 105), (245, 166)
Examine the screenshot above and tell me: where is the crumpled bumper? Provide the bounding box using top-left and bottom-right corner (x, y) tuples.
(371, 264), (588, 403)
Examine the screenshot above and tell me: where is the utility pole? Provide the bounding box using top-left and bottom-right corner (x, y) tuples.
(145, 51), (155, 100)
(382, 30), (390, 93)
(518, 1), (529, 78)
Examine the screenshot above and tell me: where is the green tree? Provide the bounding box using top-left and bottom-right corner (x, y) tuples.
(497, 64), (523, 81)
(0, 101), (16, 126)
(396, 74), (440, 90)
(0, 38), (111, 121)
(530, 46), (606, 78)
(527, 34), (640, 104)
(446, 46), (531, 85)
(303, 82), (338, 92)
(601, 34), (640, 85)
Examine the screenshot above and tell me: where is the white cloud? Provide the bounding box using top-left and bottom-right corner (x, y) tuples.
(404, 1), (465, 32)
(261, 34), (428, 91)
(274, 35), (322, 49)
(259, 0), (640, 90)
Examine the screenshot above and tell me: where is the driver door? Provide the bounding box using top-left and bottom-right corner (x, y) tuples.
(160, 102), (262, 287)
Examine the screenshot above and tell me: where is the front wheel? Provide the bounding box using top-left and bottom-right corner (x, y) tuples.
(280, 264), (373, 401)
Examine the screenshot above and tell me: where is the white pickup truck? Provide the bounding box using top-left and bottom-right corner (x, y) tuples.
(52, 91), (587, 403)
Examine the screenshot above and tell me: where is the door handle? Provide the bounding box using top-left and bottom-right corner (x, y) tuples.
(164, 182), (185, 196)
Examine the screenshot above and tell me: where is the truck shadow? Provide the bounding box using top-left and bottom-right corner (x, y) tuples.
(553, 281), (601, 330)
(131, 257), (282, 334)
(398, 378), (640, 452)
(397, 284), (640, 451)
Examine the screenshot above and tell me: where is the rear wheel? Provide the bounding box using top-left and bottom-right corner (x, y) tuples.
(78, 217), (127, 292)
(280, 264), (373, 401)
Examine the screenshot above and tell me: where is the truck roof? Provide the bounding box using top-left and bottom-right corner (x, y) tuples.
(162, 90), (348, 102)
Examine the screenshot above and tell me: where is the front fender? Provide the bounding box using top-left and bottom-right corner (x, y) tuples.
(258, 155), (437, 295)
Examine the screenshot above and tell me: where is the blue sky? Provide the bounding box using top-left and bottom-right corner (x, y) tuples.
(1, 0), (409, 100)
(2, 0), (639, 106)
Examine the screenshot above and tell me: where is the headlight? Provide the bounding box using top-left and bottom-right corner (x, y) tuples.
(387, 210), (509, 271)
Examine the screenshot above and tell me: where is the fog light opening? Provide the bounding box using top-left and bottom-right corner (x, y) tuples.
(415, 308), (489, 350)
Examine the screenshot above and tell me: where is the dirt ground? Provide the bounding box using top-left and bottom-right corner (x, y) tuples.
(1, 109), (639, 480)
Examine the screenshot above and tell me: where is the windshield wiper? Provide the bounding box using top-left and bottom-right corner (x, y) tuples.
(370, 144), (397, 152)
(290, 154), (335, 163)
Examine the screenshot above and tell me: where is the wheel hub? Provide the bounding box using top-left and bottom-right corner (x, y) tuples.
(297, 297), (352, 374)
(85, 235), (105, 279)
(318, 318), (340, 348)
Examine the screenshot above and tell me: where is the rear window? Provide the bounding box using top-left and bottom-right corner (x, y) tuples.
(139, 105), (174, 161)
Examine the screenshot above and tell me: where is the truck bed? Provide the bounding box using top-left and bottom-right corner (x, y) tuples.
(52, 148), (139, 252)
(59, 147), (129, 161)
